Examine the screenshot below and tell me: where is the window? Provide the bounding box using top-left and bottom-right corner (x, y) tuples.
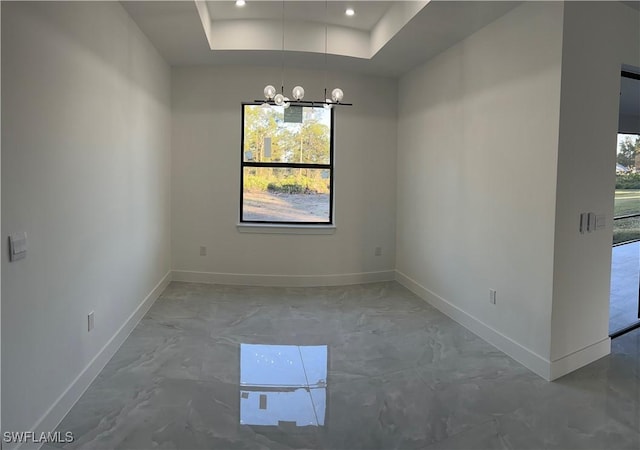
(614, 133), (640, 245)
(240, 103), (334, 224)
(613, 70), (640, 245)
(240, 344), (327, 427)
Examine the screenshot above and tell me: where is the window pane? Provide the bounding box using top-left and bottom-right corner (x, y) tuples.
(613, 215), (640, 245)
(615, 189), (640, 218)
(243, 105), (331, 165)
(243, 167), (331, 223)
(614, 134), (640, 244)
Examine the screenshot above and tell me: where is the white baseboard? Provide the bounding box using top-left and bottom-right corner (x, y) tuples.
(395, 270), (612, 381)
(11, 266), (608, 450)
(549, 337), (610, 380)
(13, 271), (172, 450)
(395, 270), (555, 380)
(172, 269), (396, 287)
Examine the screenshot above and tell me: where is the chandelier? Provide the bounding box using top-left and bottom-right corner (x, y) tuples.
(260, 0), (351, 108)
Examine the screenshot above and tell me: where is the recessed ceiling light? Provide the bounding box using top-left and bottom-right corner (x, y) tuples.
(236, 0), (246, 7)
(345, 7), (355, 16)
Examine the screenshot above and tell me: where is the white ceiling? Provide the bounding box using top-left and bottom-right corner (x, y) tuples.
(206, 1), (393, 31)
(121, 1), (522, 77)
(120, 2), (639, 119)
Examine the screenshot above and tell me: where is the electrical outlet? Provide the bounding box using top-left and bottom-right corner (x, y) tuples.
(200, 246), (207, 256)
(374, 247), (382, 256)
(88, 311), (95, 332)
(489, 289), (497, 305)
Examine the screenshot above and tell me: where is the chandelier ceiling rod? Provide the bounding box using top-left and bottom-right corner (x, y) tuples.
(261, 0), (349, 108)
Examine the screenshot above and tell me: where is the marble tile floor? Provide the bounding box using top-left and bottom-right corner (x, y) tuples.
(53, 281), (640, 450)
(610, 241), (640, 333)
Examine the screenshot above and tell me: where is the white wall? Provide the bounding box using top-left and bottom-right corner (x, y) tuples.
(2, 1), (171, 441)
(209, 21), (371, 59)
(172, 66), (396, 284)
(396, 2), (565, 378)
(550, 1), (640, 373)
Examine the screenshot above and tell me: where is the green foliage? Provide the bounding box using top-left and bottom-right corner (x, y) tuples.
(617, 135), (640, 169)
(245, 169), (329, 195)
(244, 175), (270, 191)
(268, 183), (308, 194)
(615, 190), (640, 217)
(243, 105), (330, 164)
(616, 173), (640, 189)
(243, 105), (331, 196)
(267, 175), (329, 194)
(613, 216), (640, 245)
(614, 189), (640, 244)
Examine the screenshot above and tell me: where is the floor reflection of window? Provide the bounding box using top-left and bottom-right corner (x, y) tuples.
(240, 344), (327, 427)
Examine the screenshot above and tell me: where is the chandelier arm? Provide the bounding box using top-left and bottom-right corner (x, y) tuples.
(252, 100), (352, 107)
(260, 0), (349, 106)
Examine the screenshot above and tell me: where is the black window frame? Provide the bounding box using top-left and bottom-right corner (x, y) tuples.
(240, 102), (335, 225)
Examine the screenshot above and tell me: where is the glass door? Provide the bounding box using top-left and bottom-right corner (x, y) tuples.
(611, 132), (640, 337)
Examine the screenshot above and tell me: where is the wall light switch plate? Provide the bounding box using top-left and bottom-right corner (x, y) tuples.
(587, 213), (596, 232)
(9, 232), (27, 261)
(595, 214), (606, 230)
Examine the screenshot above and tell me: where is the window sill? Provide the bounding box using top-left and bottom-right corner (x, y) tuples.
(236, 223), (336, 235)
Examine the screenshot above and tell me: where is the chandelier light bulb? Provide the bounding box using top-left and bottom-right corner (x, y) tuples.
(283, 97), (291, 109)
(331, 88), (344, 103)
(292, 85), (305, 101)
(274, 93), (285, 106)
(324, 99), (333, 110)
(264, 85), (277, 100)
